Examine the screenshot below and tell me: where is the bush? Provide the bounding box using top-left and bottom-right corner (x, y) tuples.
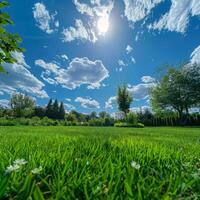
(114, 122), (144, 128)
(126, 112), (138, 124)
(89, 118), (104, 126)
(0, 118), (16, 126)
(134, 123), (145, 128)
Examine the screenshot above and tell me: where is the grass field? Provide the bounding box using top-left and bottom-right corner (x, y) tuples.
(0, 126), (200, 199)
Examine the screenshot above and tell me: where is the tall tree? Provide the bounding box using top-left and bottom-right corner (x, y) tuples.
(150, 65), (200, 124)
(46, 99), (53, 119)
(10, 93), (35, 117)
(89, 111), (97, 119)
(117, 84), (133, 115)
(0, 1), (24, 72)
(52, 99), (59, 119)
(99, 111), (108, 119)
(58, 102), (65, 120)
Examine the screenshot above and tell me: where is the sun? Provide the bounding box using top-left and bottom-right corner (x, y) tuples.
(97, 15), (109, 35)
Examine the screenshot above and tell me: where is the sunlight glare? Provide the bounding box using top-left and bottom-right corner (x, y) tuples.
(97, 15), (109, 35)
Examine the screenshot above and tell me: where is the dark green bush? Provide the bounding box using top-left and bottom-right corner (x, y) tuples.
(0, 118), (16, 126)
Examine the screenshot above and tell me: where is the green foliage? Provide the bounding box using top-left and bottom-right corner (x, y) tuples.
(126, 112), (138, 125)
(10, 93), (35, 118)
(117, 84), (133, 115)
(0, 1), (24, 72)
(58, 102), (65, 120)
(150, 64), (200, 125)
(0, 126), (199, 199)
(88, 118), (105, 126)
(45, 99), (65, 120)
(114, 122), (144, 128)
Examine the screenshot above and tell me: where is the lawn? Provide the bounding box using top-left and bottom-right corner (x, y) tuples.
(0, 126), (200, 199)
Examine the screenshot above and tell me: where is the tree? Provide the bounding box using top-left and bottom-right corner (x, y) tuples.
(150, 65), (200, 125)
(0, 1), (24, 72)
(89, 111), (97, 119)
(58, 102), (65, 120)
(46, 99), (54, 119)
(10, 93), (35, 117)
(34, 106), (46, 118)
(99, 111), (109, 119)
(117, 84), (133, 115)
(52, 99), (59, 119)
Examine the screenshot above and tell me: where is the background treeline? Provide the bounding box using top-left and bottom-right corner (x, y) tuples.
(0, 93), (200, 127)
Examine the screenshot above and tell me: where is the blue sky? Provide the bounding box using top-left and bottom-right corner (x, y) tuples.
(0, 0), (200, 113)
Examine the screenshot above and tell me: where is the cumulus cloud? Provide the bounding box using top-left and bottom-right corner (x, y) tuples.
(149, 0), (200, 33)
(123, 0), (163, 23)
(64, 103), (75, 110)
(62, 0), (114, 43)
(130, 106), (152, 113)
(61, 54), (69, 61)
(105, 96), (117, 109)
(0, 52), (48, 98)
(0, 99), (9, 108)
(73, 0), (114, 17)
(35, 59), (60, 74)
(191, 45), (200, 64)
(33, 2), (59, 34)
(141, 76), (155, 83)
(62, 19), (97, 43)
(126, 45), (133, 54)
(56, 57), (109, 89)
(35, 57), (109, 89)
(128, 76), (156, 100)
(75, 97), (100, 109)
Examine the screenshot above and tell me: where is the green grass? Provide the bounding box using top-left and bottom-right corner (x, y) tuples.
(0, 126), (200, 199)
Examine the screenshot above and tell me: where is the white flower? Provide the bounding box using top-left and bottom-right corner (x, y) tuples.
(31, 166), (42, 174)
(86, 161), (90, 166)
(131, 161), (140, 170)
(14, 159), (27, 166)
(5, 164), (20, 174)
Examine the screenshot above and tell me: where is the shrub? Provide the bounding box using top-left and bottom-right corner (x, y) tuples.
(114, 122), (144, 128)
(126, 112), (138, 125)
(0, 118), (16, 126)
(89, 118), (104, 126)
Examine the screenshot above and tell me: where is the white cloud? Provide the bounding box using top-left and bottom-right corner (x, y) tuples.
(33, 2), (59, 34)
(123, 0), (163, 23)
(73, 0), (114, 17)
(126, 45), (133, 54)
(131, 57), (136, 64)
(65, 98), (71, 102)
(149, 0), (200, 33)
(65, 0), (114, 43)
(75, 97), (100, 109)
(105, 96), (117, 109)
(141, 76), (155, 83)
(61, 54), (69, 61)
(118, 59), (126, 66)
(56, 57), (109, 89)
(130, 106), (152, 113)
(128, 76), (156, 100)
(62, 19), (97, 43)
(0, 52), (48, 98)
(0, 99), (9, 108)
(64, 103), (75, 110)
(35, 59), (60, 74)
(191, 45), (200, 64)
(40, 71), (58, 85)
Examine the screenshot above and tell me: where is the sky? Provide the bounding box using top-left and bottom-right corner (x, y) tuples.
(0, 0), (200, 113)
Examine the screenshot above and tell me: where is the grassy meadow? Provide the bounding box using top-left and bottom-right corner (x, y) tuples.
(0, 126), (200, 199)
